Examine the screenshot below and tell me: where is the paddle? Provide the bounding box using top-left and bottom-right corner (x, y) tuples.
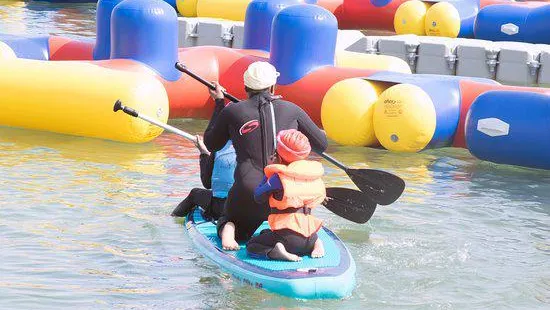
(113, 100), (377, 223)
(174, 62), (405, 205)
(324, 188), (377, 224)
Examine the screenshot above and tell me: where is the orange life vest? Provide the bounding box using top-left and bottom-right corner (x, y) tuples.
(264, 160), (325, 237)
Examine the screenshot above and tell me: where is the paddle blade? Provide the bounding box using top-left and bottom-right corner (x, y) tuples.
(323, 187), (377, 224)
(347, 169), (405, 205)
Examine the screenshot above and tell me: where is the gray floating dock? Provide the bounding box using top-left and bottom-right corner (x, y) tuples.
(177, 17), (550, 87)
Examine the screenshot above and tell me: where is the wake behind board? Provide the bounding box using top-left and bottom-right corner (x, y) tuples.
(185, 208), (356, 299)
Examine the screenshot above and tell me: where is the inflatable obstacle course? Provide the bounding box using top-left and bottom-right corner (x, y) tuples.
(2, 0), (550, 171)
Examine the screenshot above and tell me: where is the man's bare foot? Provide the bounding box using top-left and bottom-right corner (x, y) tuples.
(221, 222), (240, 251)
(268, 243), (302, 262)
(311, 239), (325, 258)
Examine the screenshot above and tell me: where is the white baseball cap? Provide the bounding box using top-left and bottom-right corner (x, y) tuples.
(243, 61), (280, 90)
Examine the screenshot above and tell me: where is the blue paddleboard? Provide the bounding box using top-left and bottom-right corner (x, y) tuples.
(185, 208), (356, 299)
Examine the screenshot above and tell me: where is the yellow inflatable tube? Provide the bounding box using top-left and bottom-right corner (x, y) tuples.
(335, 51), (412, 74)
(196, 0), (251, 21)
(394, 0), (432, 35)
(321, 78), (388, 147)
(0, 59), (169, 143)
(176, 0), (198, 17)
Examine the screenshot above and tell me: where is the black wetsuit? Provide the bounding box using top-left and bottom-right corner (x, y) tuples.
(204, 91), (328, 241)
(171, 152), (225, 220)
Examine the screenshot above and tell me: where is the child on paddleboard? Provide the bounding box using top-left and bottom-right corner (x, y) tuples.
(246, 129), (325, 261)
(171, 136), (236, 220)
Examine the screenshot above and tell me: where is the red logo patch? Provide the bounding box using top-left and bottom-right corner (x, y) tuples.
(239, 120), (260, 135)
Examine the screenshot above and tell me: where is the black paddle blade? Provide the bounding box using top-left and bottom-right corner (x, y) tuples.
(346, 168), (405, 206)
(323, 187), (377, 224)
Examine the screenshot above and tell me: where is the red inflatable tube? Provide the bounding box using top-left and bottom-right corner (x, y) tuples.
(277, 66), (378, 125)
(49, 42), (257, 119)
(318, 0), (516, 31)
(49, 36), (94, 61)
(453, 80), (550, 147)
(334, 0), (408, 31)
(168, 48), (378, 124)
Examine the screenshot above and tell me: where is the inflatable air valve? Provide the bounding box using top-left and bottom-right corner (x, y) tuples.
(321, 78), (384, 147)
(94, 0), (125, 60)
(243, 0), (308, 52)
(270, 4), (337, 85)
(394, 0), (431, 36)
(110, 0), (181, 81)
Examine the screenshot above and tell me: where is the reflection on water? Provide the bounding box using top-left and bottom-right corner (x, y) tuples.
(0, 124), (209, 309)
(0, 1), (549, 308)
(0, 1), (96, 39)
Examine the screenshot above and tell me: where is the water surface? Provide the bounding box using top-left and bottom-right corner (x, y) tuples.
(0, 3), (549, 309)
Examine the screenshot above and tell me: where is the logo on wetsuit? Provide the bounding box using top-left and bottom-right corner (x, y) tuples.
(239, 120), (260, 135)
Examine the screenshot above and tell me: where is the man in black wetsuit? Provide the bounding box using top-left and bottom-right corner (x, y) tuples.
(203, 61), (328, 250)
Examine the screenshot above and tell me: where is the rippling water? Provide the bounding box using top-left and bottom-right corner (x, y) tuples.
(0, 2), (549, 309)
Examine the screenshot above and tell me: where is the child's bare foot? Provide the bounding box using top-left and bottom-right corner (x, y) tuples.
(311, 239), (325, 258)
(268, 243), (302, 262)
(221, 222), (240, 251)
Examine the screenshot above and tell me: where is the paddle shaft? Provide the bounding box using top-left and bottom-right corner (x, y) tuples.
(113, 100), (195, 141)
(175, 62), (240, 103)
(175, 63), (353, 171)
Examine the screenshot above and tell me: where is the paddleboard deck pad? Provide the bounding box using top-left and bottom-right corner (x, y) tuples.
(185, 208), (356, 299)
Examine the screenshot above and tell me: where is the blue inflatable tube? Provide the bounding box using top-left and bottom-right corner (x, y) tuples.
(270, 4), (337, 85)
(185, 208), (356, 299)
(441, 0), (480, 38)
(243, 0), (309, 52)
(0, 34), (49, 60)
(94, 0), (125, 60)
(110, 0), (180, 81)
(465, 91), (550, 170)
(474, 4), (550, 44)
